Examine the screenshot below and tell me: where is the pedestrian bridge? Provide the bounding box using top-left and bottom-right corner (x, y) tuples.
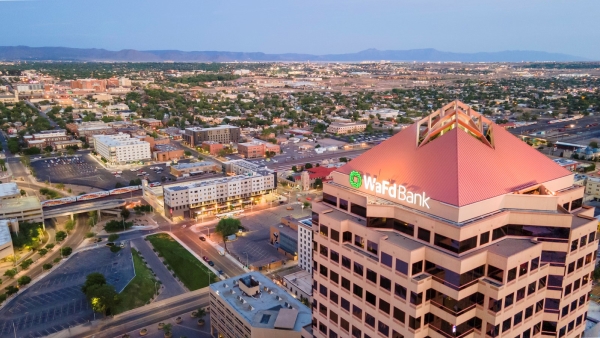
(43, 199), (126, 219)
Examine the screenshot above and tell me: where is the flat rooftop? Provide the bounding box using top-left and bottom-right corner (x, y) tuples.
(282, 270), (313, 296)
(0, 183), (19, 198)
(210, 272), (312, 331)
(186, 125), (238, 131)
(0, 196), (42, 213)
(172, 161), (216, 170)
(164, 172), (268, 192)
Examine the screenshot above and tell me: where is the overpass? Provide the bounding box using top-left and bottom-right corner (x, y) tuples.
(43, 199), (126, 219)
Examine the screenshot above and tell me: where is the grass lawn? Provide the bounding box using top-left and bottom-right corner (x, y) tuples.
(147, 233), (216, 291)
(114, 249), (157, 314)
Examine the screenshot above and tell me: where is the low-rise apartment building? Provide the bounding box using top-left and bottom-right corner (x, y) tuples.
(202, 141), (224, 155)
(209, 272), (312, 338)
(326, 121), (367, 134)
(93, 133), (151, 164)
(169, 161), (221, 177)
(183, 125), (241, 147)
(24, 130), (70, 148)
(238, 141), (281, 159)
(281, 270), (313, 305)
(163, 160), (276, 220)
(585, 175), (600, 201)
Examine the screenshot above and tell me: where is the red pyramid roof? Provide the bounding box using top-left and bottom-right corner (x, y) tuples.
(337, 112), (571, 207)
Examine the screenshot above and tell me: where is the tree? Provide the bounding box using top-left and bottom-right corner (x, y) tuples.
(215, 218), (240, 252)
(162, 323), (173, 336)
(43, 146), (53, 152)
(82, 273), (107, 294)
(43, 263), (53, 270)
(590, 141), (599, 149)
(20, 189), (25, 196)
(339, 157), (348, 163)
(121, 208), (130, 220)
(19, 259), (33, 270)
(194, 307), (206, 319)
(108, 234), (119, 242)
(55, 231), (67, 242)
(5, 286), (18, 296)
(3, 269), (17, 279)
(65, 219), (75, 233)
(87, 284), (119, 316)
(305, 163), (313, 169)
(303, 201), (311, 209)
(17, 276), (31, 286)
(60, 246), (73, 257)
(115, 182), (124, 188)
(184, 150), (192, 157)
(38, 248), (48, 256)
(291, 165), (298, 172)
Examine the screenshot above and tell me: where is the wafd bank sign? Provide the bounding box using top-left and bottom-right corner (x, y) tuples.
(349, 170), (430, 209)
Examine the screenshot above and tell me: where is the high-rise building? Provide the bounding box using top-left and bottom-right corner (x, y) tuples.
(183, 125), (241, 146)
(311, 101), (595, 338)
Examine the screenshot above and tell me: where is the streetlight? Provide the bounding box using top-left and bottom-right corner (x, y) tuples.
(243, 251), (249, 269)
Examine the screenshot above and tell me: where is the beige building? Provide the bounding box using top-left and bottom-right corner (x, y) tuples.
(169, 161), (220, 177)
(326, 121), (366, 135)
(585, 175), (600, 201)
(209, 272), (312, 338)
(312, 101), (595, 338)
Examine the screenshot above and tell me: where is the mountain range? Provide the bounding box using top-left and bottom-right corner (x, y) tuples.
(0, 46), (589, 62)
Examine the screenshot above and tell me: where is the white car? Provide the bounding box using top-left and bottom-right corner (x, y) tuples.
(130, 169), (137, 172)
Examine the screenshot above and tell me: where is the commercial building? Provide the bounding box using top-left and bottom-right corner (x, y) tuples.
(238, 142), (281, 159)
(24, 130), (70, 149)
(0, 189), (43, 223)
(585, 175), (600, 201)
(209, 272), (312, 338)
(202, 141), (224, 155)
(169, 161), (221, 177)
(0, 183), (21, 200)
(282, 269), (313, 304)
(66, 121), (115, 141)
(298, 218), (313, 274)
(93, 133), (151, 164)
(163, 160), (276, 220)
(15, 83), (44, 94)
(326, 121), (367, 135)
(270, 216), (301, 259)
(70, 79), (106, 92)
(152, 144), (184, 162)
(137, 118), (163, 128)
(312, 101), (595, 338)
(183, 125), (241, 147)
(0, 92), (18, 104)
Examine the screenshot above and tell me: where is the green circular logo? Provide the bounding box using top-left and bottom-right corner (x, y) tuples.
(349, 171), (362, 188)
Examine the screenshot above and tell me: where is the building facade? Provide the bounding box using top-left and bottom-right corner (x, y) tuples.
(326, 122), (367, 135)
(183, 125), (241, 147)
(209, 272), (312, 338)
(312, 101), (595, 338)
(163, 160), (276, 220)
(202, 141), (224, 155)
(93, 133), (151, 164)
(585, 175), (600, 201)
(298, 219), (313, 274)
(169, 161), (221, 177)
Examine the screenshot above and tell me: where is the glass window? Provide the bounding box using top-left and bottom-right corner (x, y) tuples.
(380, 275), (391, 291)
(378, 321), (390, 336)
(410, 292), (422, 306)
(394, 283), (407, 299)
(341, 317), (349, 331)
(366, 291), (376, 306)
(341, 277), (350, 291)
(487, 265), (504, 283)
(343, 231), (352, 243)
(353, 262), (363, 276)
(489, 297), (502, 312)
(548, 275), (563, 289)
(339, 198), (348, 211)
(366, 269), (377, 283)
(486, 323), (500, 338)
(525, 305), (534, 319)
(393, 307), (405, 323)
(350, 203), (366, 218)
(381, 252), (392, 267)
(434, 234), (477, 254)
(516, 287), (525, 301)
(331, 229), (340, 242)
(571, 239), (578, 251)
(353, 284), (363, 298)
(342, 256), (351, 269)
(589, 231), (596, 243)
(536, 299), (544, 313)
(528, 281), (536, 295)
(514, 311), (523, 325)
(352, 305), (362, 319)
(351, 326), (361, 338)
(546, 298), (560, 312)
(366, 240), (378, 255)
(492, 225), (507, 240)
(502, 318), (511, 332)
(396, 259), (408, 275)
(530, 257), (539, 271)
(354, 235), (364, 248)
(320, 244), (328, 258)
(330, 250), (339, 263)
(379, 299), (390, 314)
(323, 193), (337, 207)
(541, 251), (567, 265)
(330, 271), (339, 284)
(542, 321), (557, 333)
(568, 262), (575, 274)
(519, 262), (528, 276)
(330, 291), (338, 304)
(507, 267), (517, 282)
(505, 293), (514, 307)
(341, 298), (350, 311)
(480, 231), (490, 245)
(320, 225), (329, 238)
(393, 219), (414, 236)
(320, 264), (328, 277)
(411, 261), (423, 275)
(417, 228), (431, 242)
(565, 284), (572, 296)
(581, 235), (587, 247)
(365, 313), (375, 327)
(408, 316), (421, 330)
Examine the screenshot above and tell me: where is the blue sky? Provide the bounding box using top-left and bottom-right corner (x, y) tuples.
(2, 0), (599, 59)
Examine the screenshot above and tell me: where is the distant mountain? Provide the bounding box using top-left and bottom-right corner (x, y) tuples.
(0, 46), (589, 62)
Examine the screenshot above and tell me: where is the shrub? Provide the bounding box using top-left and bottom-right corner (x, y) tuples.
(20, 259), (34, 270)
(43, 263), (53, 270)
(17, 276), (31, 286)
(108, 234), (120, 242)
(110, 246), (121, 253)
(45, 243), (55, 250)
(60, 247), (73, 256)
(55, 231), (67, 242)
(38, 248), (48, 256)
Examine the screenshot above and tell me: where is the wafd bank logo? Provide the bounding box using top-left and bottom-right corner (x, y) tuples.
(349, 170), (430, 209)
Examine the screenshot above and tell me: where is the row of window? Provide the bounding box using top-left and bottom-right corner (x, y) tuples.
(565, 272), (592, 298)
(489, 279), (546, 313)
(571, 232), (596, 251)
(561, 293), (590, 318)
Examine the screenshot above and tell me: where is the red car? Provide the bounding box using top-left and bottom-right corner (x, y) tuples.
(203, 256), (209, 262)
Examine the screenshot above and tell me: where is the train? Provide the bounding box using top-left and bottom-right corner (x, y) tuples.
(547, 115), (583, 124)
(41, 182), (162, 208)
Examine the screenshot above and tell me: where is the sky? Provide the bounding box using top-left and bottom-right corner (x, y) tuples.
(1, 0), (600, 59)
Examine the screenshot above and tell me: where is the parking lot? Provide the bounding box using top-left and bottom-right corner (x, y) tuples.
(223, 203), (310, 269)
(0, 244), (135, 337)
(31, 154), (120, 190)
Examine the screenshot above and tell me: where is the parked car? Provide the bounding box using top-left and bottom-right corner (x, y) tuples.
(203, 256), (209, 261)
(208, 261), (214, 266)
(199, 236), (206, 241)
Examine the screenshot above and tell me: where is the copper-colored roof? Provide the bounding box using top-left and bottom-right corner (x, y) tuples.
(337, 106), (571, 207)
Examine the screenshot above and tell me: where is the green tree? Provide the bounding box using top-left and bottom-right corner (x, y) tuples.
(115, 182), (124, 188)
(55, 231), (67, 242)
(19, 259), (33, 270)
(43, 263), (53, 270)
(215, 218), (240, 252)
(184, 150), (191, 157)
(60, 246), (73, 256)
(162, 323), (173, 335)
(304, 163), (313, 169)
(38, 248), (48, 256)
(5, 286), (18, 296)
(121, 208), (130, 220)
(291, 165), (298, 172)
(65, 219), (75, 233)
(314, 178), (323, 189)
(82, 273), (107, 294)
(3, 269), (17, 279)
(86, 283), (119, 316)
(17, 275), (31, 286)
(590, 141), (599, 148)
(108, 234), (119, 242)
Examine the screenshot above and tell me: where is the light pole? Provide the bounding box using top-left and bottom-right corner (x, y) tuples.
(12, 321), (16, 338)
(243, 251), (249, 268)
(155, 281), (159, 296)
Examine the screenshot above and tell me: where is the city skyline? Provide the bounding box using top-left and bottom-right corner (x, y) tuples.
(1, 0), (600, 59)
